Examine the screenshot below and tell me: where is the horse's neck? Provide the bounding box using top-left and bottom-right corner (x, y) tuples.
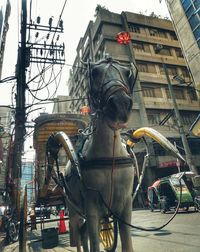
(83, 118), (128, 159)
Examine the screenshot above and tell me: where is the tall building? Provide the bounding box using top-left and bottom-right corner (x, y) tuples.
(67, 9), (200, 186)
(165, 0), (200, 92)
(21, 161), (34, 204)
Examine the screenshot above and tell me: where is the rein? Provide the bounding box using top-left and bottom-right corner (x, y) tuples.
(109, 130), (117, 208)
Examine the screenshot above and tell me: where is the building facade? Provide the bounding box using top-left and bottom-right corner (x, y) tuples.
(0, 106), (13, 205)
(52, 95), (71, 114)
(21, 161), (34, 204)
(67, 10), (200, 187)
(166, 0), (200, 92)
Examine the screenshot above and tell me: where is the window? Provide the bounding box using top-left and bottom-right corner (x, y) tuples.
(154, 45), (172, 56)
(142, 85), (163, 98)
(159, 65), (178, 76)
(128, 24), (140, 33)
(133, 42), (150, 53)
(175, 48), (184, 58)
(165, 87), (185, 100)
(180, 67), (190, 78)
(149, 28), (167, 38)
(169, 31), (178, 40)
(137, 63), (148, 72)
(181, 0), (200, 49)
(142, 87), (156, 97)
(147, 112), (161, 125)
(167, 66), (178, 76)
(188, 88), (198, 100)
(137, 62), (156, 73)
(181, 112), (197, 125)
(133, 42), (144, 52)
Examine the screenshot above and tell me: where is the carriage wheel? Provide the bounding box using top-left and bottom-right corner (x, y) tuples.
(99, 218), (118, 252)
(19, 185), (28, 252)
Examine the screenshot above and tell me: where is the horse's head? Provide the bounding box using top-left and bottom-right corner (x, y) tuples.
(87, 57), (136, 130)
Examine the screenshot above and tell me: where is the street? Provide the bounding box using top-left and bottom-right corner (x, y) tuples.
(2, 208), (200, 252)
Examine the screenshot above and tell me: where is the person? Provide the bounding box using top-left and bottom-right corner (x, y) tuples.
(148, 187), (154, 211)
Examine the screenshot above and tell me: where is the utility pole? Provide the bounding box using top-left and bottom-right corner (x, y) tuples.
(26, 16), (65, 65)
(12, 0), (27, 213)
(162, 62), (198, 174)
(11, 0), (65, 213)
(120, 12), (156, 192)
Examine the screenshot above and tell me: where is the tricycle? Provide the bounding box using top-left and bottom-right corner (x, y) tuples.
(148, 171), (200, 213)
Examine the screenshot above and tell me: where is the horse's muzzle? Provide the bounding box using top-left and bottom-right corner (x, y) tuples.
(103, 92), (132, 127)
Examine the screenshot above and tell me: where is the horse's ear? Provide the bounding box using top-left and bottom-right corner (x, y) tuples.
(128, 63), (138, 93)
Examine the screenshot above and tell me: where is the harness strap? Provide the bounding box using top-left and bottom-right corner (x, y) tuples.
(80, 157), (133, 169)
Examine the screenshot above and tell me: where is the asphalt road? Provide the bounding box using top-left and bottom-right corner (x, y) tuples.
(2, 208), (200, 252)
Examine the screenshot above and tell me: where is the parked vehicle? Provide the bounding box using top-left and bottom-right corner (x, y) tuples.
(1, 208), (19, 244)
(147, 172), (200, 213)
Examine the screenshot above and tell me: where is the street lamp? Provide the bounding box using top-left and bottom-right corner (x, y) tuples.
(155, 44), (198, 174)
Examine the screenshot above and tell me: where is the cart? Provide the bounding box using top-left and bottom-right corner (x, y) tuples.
(19, 113), (120, 251)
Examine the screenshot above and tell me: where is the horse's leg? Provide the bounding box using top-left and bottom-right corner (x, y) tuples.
(80, 222), (89, 252)
(87, 215), (100, 252)
(69, 215), (83, 252)
(118, 197), (134, 252)
(85, 199), (100, 252)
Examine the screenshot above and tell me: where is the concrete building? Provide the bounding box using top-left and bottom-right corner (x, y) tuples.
(165, 0), (200, 92)
(67, 9), (200, 186)
(52, 95), (71, 114)
(0, 106), (13, 205)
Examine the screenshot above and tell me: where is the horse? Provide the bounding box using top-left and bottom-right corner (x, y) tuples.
(64, 56), (136, 252)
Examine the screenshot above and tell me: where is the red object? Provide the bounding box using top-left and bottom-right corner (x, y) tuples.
(58, 210), (67, 234)
(0, 138), (3, 161)
(116, 31), (131, 44)
(159, 161), (185, 168)
(80, 106), (90, 115)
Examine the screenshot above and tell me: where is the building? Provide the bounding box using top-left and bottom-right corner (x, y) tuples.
(67, 9), (200, 187)
(52, 95), (71, 114)
(21, 161), (34, 204)
(0, 0), (11, 78)
(0, 106), (13, 205)
(165, 0), (200, 92)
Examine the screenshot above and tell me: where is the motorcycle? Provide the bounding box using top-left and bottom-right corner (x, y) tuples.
(3, 208), (19, 244)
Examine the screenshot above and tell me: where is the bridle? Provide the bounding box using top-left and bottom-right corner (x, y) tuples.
(88, 58), (132, 111)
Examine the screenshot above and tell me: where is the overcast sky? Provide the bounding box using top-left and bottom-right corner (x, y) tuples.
(1, 0), (169, 110)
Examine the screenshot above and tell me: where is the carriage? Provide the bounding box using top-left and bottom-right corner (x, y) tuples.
(18, 57), (186, 252)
